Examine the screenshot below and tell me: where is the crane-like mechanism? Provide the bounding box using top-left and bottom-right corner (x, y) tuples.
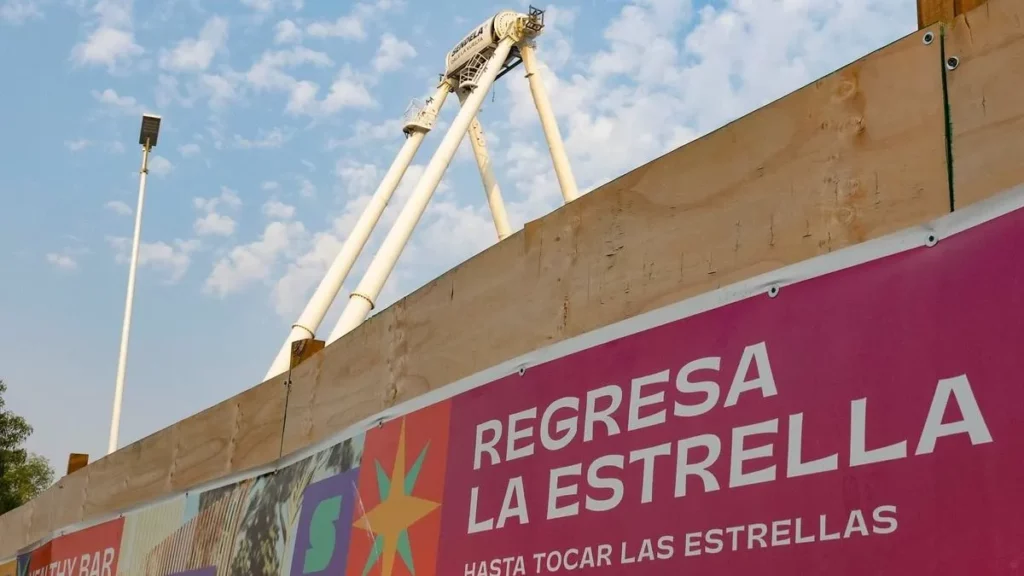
(265, 6), (579, 379)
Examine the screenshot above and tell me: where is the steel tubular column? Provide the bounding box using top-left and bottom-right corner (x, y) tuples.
(327, 38), (517, 343)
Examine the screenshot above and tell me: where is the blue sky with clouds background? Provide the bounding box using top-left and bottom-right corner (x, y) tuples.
(0, 0), (917, 474)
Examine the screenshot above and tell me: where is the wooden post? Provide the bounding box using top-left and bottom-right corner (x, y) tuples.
(66, 453), (89, 475)
(918, 0), (990, 28)
(289, 338), (325, 370)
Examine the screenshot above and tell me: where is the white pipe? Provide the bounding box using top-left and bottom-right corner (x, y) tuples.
(461, 100), (512, 239)
(264, 84), (451, 380)
(108, 143), (150, 454)
(519, 42), (579, 203)
(328, 38), (516, 343)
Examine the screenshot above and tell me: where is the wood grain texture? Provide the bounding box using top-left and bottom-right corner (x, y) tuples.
(945, 0), (1024, 207)
(282, 27), (951, 454)
(920, 0), (956, 27)
(82, 425), (175, 520)
(917, 0), (992, 27)
(0, 503), (32, 557)
(169, 372), (288, 491)
(23, 468), (88, 545)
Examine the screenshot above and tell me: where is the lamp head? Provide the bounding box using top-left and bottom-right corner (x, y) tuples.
(139, 113), (162, 148)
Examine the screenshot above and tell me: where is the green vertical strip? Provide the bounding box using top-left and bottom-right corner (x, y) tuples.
(939, 24), (957, 212)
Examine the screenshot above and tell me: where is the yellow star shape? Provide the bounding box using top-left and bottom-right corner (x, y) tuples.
(353, 418), (440, 576)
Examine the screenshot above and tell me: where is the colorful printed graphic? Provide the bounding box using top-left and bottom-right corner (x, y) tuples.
(289, 468), (359, 575)
(0, 560), (14, 576)
(21, 517), (123, 576)
(436, 203), (1024, 574)
(347, 401), (451, 576)
(4, 203), (1024, 575)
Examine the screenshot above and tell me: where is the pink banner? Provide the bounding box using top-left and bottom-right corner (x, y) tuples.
(438, 206), (1024, 575)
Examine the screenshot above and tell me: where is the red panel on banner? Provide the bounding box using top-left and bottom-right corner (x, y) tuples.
(22, 518), (123, 576)
(437, 206), (1024, 575)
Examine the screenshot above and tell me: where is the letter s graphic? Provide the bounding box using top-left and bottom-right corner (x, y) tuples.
(304, 495), (343, 573)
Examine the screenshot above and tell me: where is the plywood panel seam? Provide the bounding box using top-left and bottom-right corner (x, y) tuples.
(277, 371), (292, 462)
(227, 398), (241, 472)
(940, 23), (958, 211)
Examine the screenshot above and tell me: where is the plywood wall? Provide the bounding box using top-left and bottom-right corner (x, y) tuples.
(945, 0), (1024, 207)
(4, 0), (1023, 559)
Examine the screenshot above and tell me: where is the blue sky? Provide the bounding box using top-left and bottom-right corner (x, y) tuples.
(0, 0), (916, 475)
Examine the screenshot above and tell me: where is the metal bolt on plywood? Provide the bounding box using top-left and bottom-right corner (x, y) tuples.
(265, 6), (580, 379)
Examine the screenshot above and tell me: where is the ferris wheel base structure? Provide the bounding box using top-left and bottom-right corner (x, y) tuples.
(265, 7), (579, 380)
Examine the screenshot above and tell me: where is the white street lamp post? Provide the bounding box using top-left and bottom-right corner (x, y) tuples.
(108, 113), (161, 455)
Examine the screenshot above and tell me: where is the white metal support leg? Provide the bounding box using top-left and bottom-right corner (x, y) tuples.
(459, 92), (512, 240)
(327, 38), (517, 343)
(519, 42), (580, 203)
(264, 84), (452, 379)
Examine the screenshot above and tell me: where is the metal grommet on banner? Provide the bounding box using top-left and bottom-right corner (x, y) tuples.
(768, 285), (780, 298)
(923, 31), (934, 45)
(517, 366), (527, 376)
(926, 233), (938, 247)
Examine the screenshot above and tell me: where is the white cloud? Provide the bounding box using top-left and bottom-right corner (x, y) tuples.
(1, 0), (44, 25)
(242, 46), (364, 115)
(65, 139), (92, 152)
(159, 16), (229, 72)
(46, 252), (77, 271)
(298, 177), (316, 197)
(304, 0), (401, 40)
(179, 142), (201, 157)
(306, 15), (363, 40)
(193, 186), (241, 236)
(70, 0), (143, 71)
(107, 236), (200, 283)
(262, 199), (296, 219)
(241, 0), (302, 13)
(244, 46), (371, 116)
(92, 88), (144, 115)
(261, 181), (280, 191)
(156, 71), (242, 109)
(496, 0), (914, 200)
(273, 18), (302, 44)
(194, 185), (242, 211)
(194, 212), (236, 236)
(148, 155), (174, 177)
(331, 118), (402, 148)
(372, 33), (415, 72)
(233, 128), (288, 149)
(286, 65), (376, 117)
(202, 73), (240, 106)
(335, 159), (379, 197)
(285, 80), (319, 114)
(246, 46), (332, 91)
(205, 220), (307, 297)
(107, 141), (125, 154)
(105, 199), (133, 216)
